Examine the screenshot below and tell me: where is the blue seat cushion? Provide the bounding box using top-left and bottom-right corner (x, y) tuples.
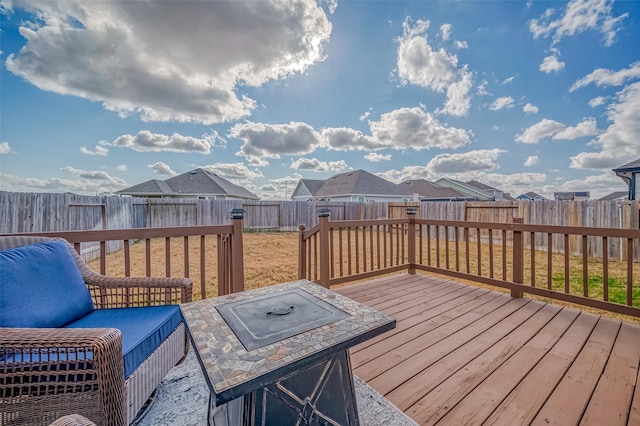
(0, 240), (94, 328)
(65, 305), (183, 378)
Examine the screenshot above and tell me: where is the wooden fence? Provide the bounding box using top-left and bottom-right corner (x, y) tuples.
(299, 214), (640, 318)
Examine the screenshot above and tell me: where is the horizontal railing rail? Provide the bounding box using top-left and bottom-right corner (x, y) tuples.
(300, 213), (640, 317)
(2, 221), (245, 300)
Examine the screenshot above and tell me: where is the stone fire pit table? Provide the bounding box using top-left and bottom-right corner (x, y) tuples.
(180, 279), (396, 426)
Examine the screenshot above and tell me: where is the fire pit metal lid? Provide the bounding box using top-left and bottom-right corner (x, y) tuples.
(216, 288), (348, 351)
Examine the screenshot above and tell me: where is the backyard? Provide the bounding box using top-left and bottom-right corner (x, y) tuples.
(85, 230), (640, 322)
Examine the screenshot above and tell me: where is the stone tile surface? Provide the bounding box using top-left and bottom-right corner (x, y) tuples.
(180, 279), (395, 402)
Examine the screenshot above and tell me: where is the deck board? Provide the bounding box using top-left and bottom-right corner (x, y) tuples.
(334, 273), (640, 426)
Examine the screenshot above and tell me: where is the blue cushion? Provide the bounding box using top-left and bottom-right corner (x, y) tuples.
(0, 240), (94, 328)
(65, 305), (183, 378)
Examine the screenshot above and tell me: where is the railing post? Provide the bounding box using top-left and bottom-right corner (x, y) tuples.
(230, 209), (245, 294)
(298, 225), (307, 279)
(318, 208), (331, 288)
(512, 217), (524, 298)
(407, 207), (417, 274)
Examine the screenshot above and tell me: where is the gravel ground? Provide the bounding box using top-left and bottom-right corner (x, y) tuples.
(136, 349), (417, 426)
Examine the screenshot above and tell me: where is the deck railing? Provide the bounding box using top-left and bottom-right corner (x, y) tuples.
(2, 212), (246, 300)
(299, 211), (640, 317)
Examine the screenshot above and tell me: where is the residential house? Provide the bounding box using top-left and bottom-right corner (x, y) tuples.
(290, 170), (413, 202)
(612, 158), (640, 200)
(516, 192), (547, 201)
(435, 178), (502, 201)
(597, 191), (628, 202)
(117, 168), (259, 200)
(290, 179), (326, 201)
(398, 179), (472, 201)
(553, 191), (590, 201)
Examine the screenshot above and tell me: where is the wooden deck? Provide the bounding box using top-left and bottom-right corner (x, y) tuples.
(334, 273), (640, 426)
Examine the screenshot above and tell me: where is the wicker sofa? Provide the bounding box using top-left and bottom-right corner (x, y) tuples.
(0, 236), (193, 426)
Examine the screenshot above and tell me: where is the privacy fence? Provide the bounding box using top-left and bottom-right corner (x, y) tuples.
(2, 191), (638, 234)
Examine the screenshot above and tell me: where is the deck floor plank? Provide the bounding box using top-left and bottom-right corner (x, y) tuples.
(483, 311), (600, 426)
(581, 322), (640, 426)
(333, 273), (640, 425)
(530, 316), (621, 426)
(354, 292), (512, 381)
(350, 287), (492, 359)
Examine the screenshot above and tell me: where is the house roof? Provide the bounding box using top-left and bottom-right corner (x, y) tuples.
(300, 179), (325, 196)
(435, 178), (494, 201)
(117, 168), (259, 199)
(399, 179), (470, 200)
(117, 179), (174, 196)
(517, 191), (547, 200)
(315, 170), (411, 197)
(613, 158), (640, 184)
(613, 158), (640, 172)
(597, 191), (628, 201)
(465, 180), (497, 192)
(554, 191), (590, 199)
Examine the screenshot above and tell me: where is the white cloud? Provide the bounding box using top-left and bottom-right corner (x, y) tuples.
(439, 23), (452, 40)
(107, 131), (213, 153)
(5, 1), (331, 124)
(453, 40), (468, 49)
(570, 61), (640, 91)
(230, 121), (321, 165)
(516, 119), (566, 144)
(290, 157), (348, 172)
(148, 162), (177, 176)
(552, 117), (599, 140)
(529, 0), (628, 47)
(502, 75), (517, 85)
(589, 96), (606, 107)
(201, 163), (264, 183)
(554, 172), (626, 198)
(396, 17), (473, 117)
(80, 144), (108, 156)
(539, 55), (565, 73)
(426, 149), (506, 174)
(524, 155), (539, 167)
(321, 127), (382, 151)
(364, 152), (392, 162)
(376, 166), (434, 184)
(359, 110), (371, 121)
(369, 106), (471, 150)
(0, 172), (130, 195)
(0, 141), (12, 154)
(523, 103), (539, 115)
(116, 164), (128, 171)
(516, 117), (599, 144)
(570, 81), (640, 169)
(441, 68), (473, 116)
(489, 96), (515, 111)
(476, 80), (490, 96)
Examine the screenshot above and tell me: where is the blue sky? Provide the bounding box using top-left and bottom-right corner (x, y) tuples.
(1, 0), (639, 199)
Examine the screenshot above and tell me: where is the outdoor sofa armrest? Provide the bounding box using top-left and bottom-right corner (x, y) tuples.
(49, 414), (98, 426)
(81, 273), (193, 309)
(0, 327), (125, 426)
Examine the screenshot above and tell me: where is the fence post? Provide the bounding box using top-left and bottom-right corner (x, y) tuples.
(298, 224), (307, 279)
(230, 209), (245, 294)
(512, 217), (524, 298)
(318, 208), (331, 288)
(407, 207), (417, 274)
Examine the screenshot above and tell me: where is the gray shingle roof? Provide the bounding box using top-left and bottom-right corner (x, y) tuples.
(315, 170), (411, 197)
(117, 168), (259, 199)
(597, 191), (628, 201)
(399, 179), (469, 199)
(116, 179), (173, 195)
(300, 179), (325, 196)
(613, 158), (640, 171)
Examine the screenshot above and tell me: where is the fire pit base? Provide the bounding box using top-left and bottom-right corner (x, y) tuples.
(209, 350), (358, 425)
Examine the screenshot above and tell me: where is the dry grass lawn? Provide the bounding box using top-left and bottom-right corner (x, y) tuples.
(87, 231), (640, 322)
